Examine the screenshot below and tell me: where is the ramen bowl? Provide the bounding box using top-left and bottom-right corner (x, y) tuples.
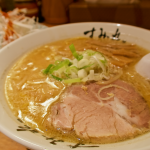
(0, 22), (150, 150)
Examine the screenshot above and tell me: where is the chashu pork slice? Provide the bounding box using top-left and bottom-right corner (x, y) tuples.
(43, 80), (150, 142)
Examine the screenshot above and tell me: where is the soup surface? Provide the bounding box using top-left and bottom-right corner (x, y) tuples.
(5, 37), (150, 144)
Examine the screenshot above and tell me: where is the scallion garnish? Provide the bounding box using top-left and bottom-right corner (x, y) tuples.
(100, 59), (106, 64)
(63, 78), (81, 84)
(51, 74), (62, 81)
(49, 59), (70, 74)
(43, 44), (109, 84)
(69, 44), (83, 61)
(43, 64), (53, 75)
(80, 63), (94, 69)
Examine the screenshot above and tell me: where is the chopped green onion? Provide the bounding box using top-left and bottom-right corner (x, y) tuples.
(68, 61), (73, 66)
(100, 59), (106, 64)
(63, 78), (81, 84)
(66, 66), (78, 74)
(69, 44), (83, 61)
(97, 51), (107, 63)
(43, 64), (53, 75)
(85, 50), (96, 56)
(43, 45), (109, 84)
(50, 59), (70, 74)
(104, 57), (107, 63)
(51, 74), (62, 81)
(80, 63), (94, 69)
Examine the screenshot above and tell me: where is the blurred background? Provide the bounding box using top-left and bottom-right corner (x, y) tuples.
(0, 0), (150, 29)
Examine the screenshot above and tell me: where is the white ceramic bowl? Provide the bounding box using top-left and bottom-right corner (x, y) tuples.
(0, 22), (150, 150)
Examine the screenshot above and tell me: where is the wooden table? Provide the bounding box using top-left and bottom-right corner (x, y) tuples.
(0, 22), (56, 150)
(0, 132), (29, 150)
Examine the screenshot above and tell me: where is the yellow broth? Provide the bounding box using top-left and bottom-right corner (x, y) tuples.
(4, 37), (150, 144)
